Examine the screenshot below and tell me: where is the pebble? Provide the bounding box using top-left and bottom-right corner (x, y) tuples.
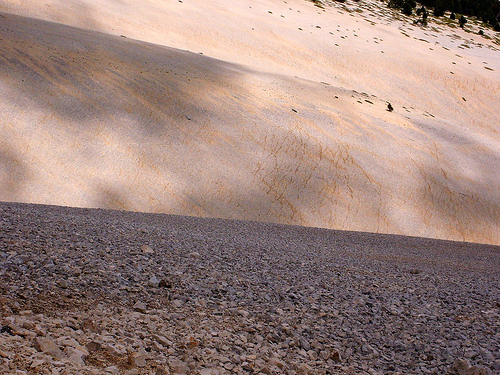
(148, 275), (160, 287)
(141, 245), (154, 254)
(33, 337), (64, 359)
(0, 202), (499, 374)
(132, 301), (148, 313)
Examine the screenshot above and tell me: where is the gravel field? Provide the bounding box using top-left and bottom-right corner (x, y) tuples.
(1, 201), (499, 374)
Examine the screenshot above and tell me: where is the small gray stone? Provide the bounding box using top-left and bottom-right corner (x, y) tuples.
(104, 366), (120, 374)
(148, 275), (160, 287)
(168, 358), (190, 374)
(86, 341), (101, 352)
(58, 280), (69, 289)
(173, 299), (184, 308)
(130, 350), (149, 367)
(189, 252), (201, 259)
(449, 358), (471, 375)
(65, 346), (88, 366)
(141, 245), (154, 254)
(105, 343), (128, 357)
(133, 301), (148, 313)
(154, 335), (173, 347)
(464, 350), (478, 359)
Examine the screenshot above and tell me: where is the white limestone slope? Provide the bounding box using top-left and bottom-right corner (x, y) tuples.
(0, 0), (499, 244)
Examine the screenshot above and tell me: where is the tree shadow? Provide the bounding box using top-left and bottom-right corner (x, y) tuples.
(420, 166), (500, 242)
(0, 10), (387, 233)
(0, 142), (31, 202)
(0, 0), (103, 32)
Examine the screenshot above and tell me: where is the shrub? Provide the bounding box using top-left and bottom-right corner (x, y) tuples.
(450, 12), (456, 20)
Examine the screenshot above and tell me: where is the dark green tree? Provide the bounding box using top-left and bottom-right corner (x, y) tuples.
(459, 15), (467, 27)
(434, 7), (445, 16)
(403, 1), (413, 15)
(450, 12), (456, 19)
(416, 0), (499, 29)
(422, 7), (428, 25)
(391, 0), (498, 30)
(416, 6), (428, 25)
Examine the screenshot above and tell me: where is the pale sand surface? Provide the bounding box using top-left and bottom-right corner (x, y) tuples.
(0, 0), (499, 244)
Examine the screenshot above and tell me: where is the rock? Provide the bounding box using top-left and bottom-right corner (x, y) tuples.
(299, 338), (310, 351)
(159, 278), (173, 288)
(86, 341), (102, 352)
(33, 337), (64, 359)
(81, 318), (101, 333)
(468, 366), (492, 375)
(155, 367), (171, 375)
(269, 356), (286, 369)
(21, 319), (34, 330)
(5, 323), (31, 338)
(58, 279), (69, 289)
(297, 363), (313, 374)
(0, 348), (11, 358)
(353, 296), (365, 307)
(141, 245), (154, 254)
(238, 309), (249, 318)
(30, 357), (47, 368)
(154, 335), (173, 347)
(129, 350), (149, 367)
(492, 360), (500, 372)
(133, 301), (148, 313)
(187, 338), (199, 349)
(65, 346), (88, 365)
(56, 336), (79, 347)
(168, 358), (190, 374)
(148, 275), (160, 287)
(0, 325), (13, 335)
(105, 343), (128, 356)
(329, 348), (342, 363)
(104, 366), (120, 374)
(172, 299), (184, 308)
(448, 358), (471, 374)
(464, 350), (478, 359)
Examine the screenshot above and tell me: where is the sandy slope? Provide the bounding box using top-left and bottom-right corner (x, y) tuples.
(0, 0), (499, 244)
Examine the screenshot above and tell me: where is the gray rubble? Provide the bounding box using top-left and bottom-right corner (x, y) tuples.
(0, 202), (499, 374)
